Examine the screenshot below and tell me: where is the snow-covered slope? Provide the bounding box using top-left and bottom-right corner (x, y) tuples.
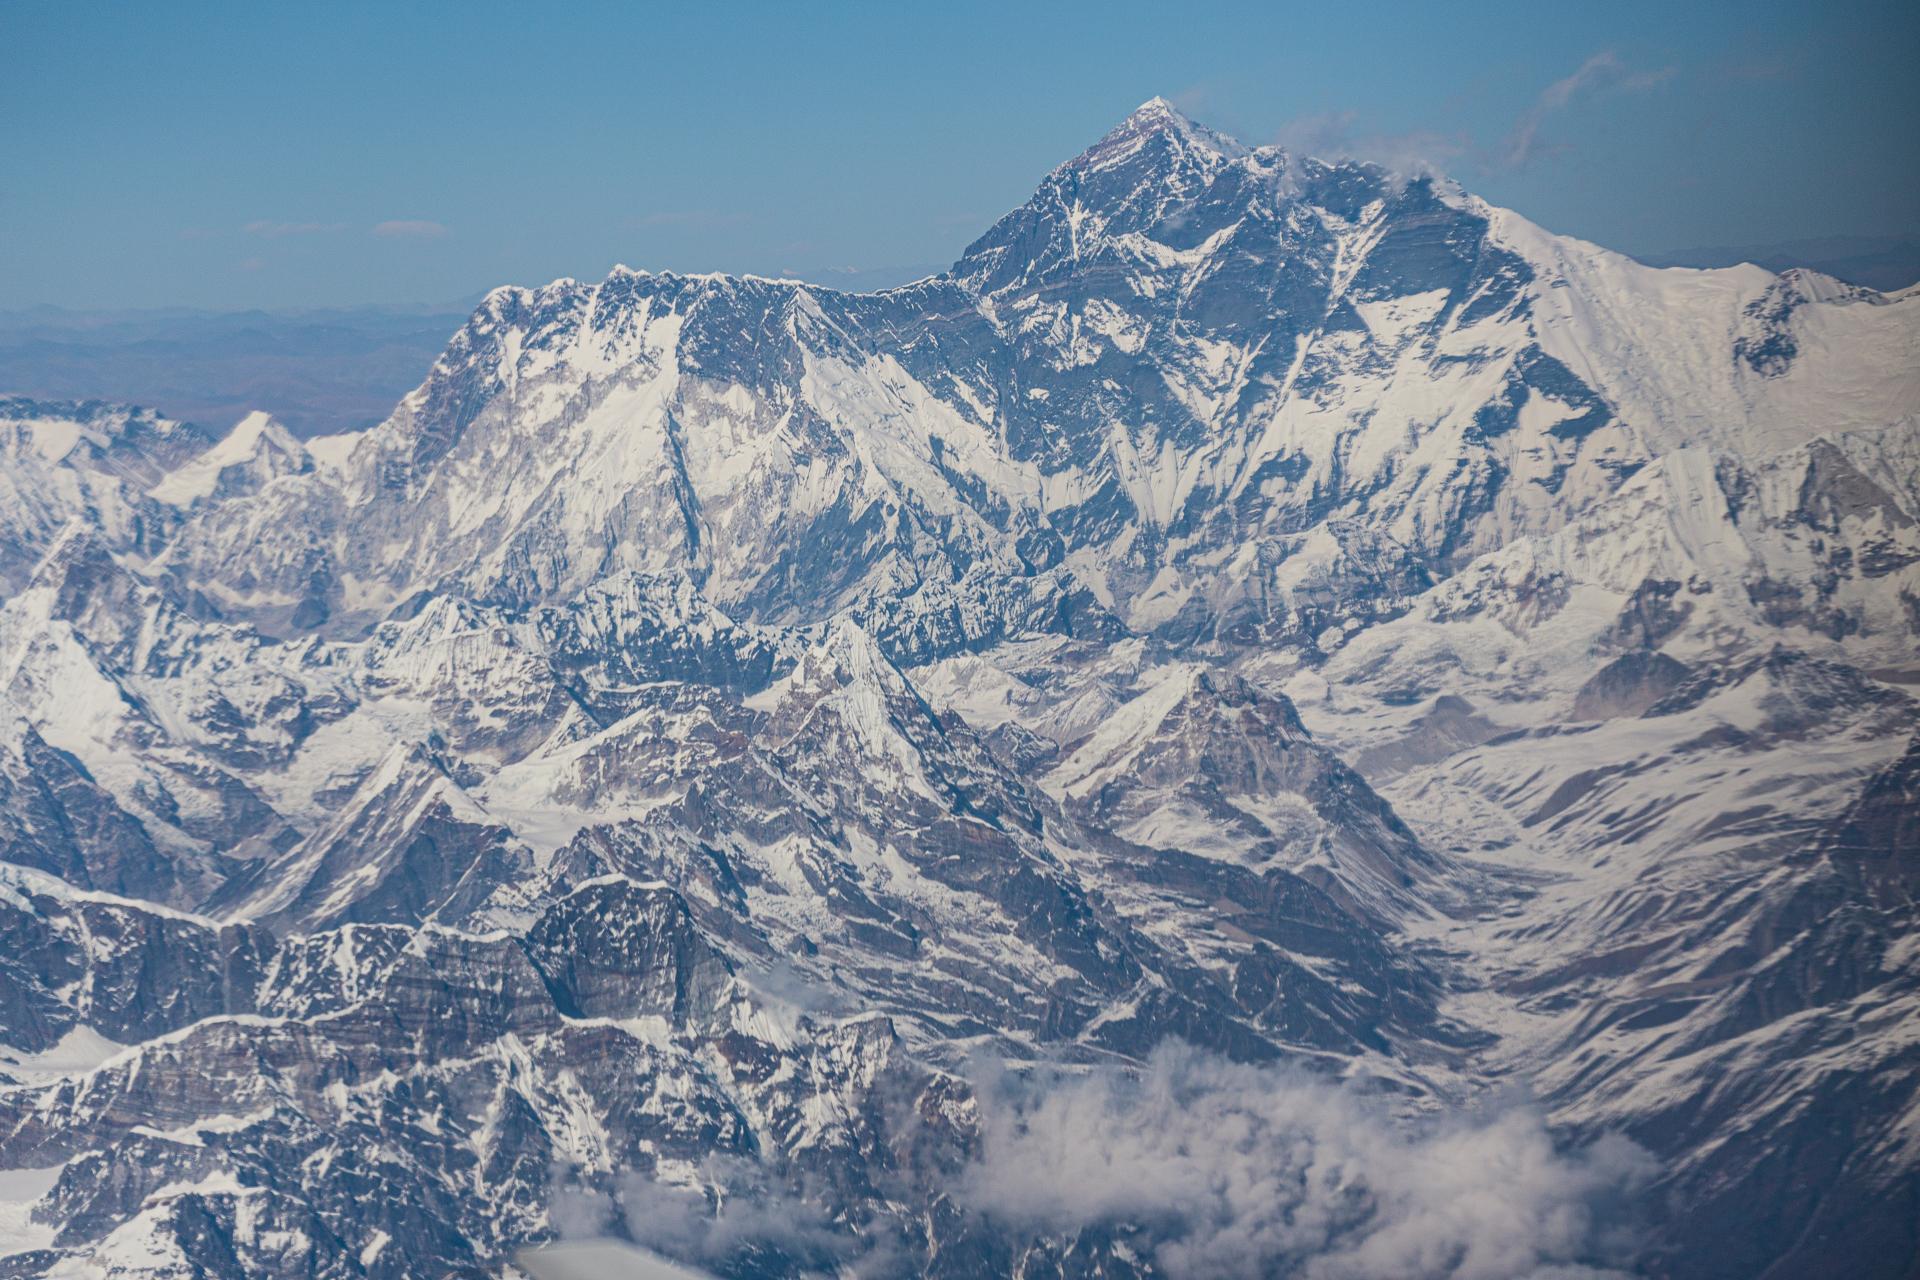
(0, 398), (210, 595)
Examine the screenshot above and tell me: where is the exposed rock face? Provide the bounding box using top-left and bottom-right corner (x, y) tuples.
(0, 101), (1916, 1278)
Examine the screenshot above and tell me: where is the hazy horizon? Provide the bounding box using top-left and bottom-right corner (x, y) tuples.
(5, 0), (1916, 312)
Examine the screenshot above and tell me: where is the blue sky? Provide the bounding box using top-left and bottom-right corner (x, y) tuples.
(3, 0), (1915, 309)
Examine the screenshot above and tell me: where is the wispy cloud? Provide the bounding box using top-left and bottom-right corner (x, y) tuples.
(1504, 51), (1676, 169)
(371, 219), (447, 238)
(243, 219), (347, 238)
(1274, 110), (1468, 178)
(1167, 82), (1223, 121)
(554, 1156), (861, 1274)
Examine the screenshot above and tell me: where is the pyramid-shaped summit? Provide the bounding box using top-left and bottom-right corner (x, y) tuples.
(1066, 94), (1252, 173)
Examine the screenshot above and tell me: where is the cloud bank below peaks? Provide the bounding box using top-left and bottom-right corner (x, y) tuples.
(960, 1043), (1653, 1280)
(548, 1042), (1652, 1279)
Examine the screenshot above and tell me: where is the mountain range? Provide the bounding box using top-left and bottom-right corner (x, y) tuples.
(0, 97), (1916, 1279)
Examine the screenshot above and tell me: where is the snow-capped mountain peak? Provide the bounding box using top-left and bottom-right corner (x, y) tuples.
(1066, 95), (1252, 173)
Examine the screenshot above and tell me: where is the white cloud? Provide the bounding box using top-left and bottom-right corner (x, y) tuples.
(961, 1043), (1652, 1280)
(549, 1158), (866, 1275)
(616, 1171), (849, 1266)
(1504, 52), (1676, 169)
(1274, 111), (1467, 179)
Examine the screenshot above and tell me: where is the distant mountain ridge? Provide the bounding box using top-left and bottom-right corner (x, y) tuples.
(0, 304), (477, 439)
(1643, 232), (1920, 292)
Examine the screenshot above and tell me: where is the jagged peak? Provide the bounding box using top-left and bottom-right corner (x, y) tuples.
(226, 409), (299, 449)
(146, 408), (308, 508)
(322, 736), (495, 832)
(0, 396), (186, 434)
(1768, 266), (1887, 307)
(1, 398), (211, 475)
(1124, 95), (1186, 128)
(1065, 96), (1251, 175)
